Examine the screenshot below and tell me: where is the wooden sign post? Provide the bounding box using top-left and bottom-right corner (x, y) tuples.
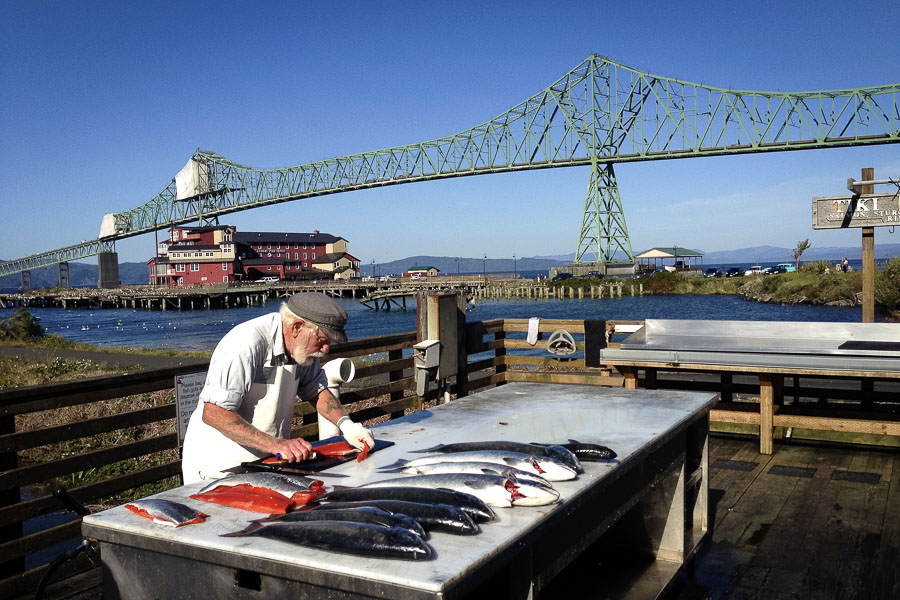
(811, 169), (900, 322)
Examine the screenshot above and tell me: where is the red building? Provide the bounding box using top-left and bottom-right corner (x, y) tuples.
(148, 226), (360, 287)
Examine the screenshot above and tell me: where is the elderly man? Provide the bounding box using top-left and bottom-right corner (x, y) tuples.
(181, 293), (374, 484)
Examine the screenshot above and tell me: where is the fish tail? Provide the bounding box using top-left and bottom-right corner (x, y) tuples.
(377, 459), (410, 470)
(408, 444), (445, 453)
(220, 522), (263, 537)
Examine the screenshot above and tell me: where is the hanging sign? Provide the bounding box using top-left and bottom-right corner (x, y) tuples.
(175, 371), (207, 448)
(812, 191), (900, 229)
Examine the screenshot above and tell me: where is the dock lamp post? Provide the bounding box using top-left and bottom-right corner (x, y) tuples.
(371, 259), (375, 277)
(483, 254), (487, 282)
(513, 253), (517, 279)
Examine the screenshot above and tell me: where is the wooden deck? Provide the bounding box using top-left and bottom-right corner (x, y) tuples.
(23, 435), (900, 600)
(672, 435), (900, 600)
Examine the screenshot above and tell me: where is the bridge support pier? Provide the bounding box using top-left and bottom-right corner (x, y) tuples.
(98, 252), (120, 289)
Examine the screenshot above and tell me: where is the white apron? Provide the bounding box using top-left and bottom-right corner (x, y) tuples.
(181, 362), (299, 484)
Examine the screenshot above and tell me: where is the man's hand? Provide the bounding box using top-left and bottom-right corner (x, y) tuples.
(271, 437), (315, 463)
(339, 418), (375, 451)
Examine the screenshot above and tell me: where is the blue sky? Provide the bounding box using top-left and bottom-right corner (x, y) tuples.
(2, 1), (899, 266)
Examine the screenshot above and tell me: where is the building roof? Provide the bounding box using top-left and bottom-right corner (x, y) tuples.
(313, 252), (352, 264)
(407, 266), (439, 272)
(234, 231), (343, 245)
(635, 247), (704, 259)
(167, 244), (222, 251)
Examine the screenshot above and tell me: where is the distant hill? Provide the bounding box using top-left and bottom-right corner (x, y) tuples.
(534, 244), (900, 265)
(4, 242), (900, 290)
(365, 255), (566, 277)
(0, 261), (149, 290)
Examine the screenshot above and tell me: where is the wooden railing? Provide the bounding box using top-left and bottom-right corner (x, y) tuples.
(8, 310), (899, 598)
(0, 330), (429, 599)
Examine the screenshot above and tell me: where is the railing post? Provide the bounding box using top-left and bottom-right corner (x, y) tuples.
(0, 414), (23, 578)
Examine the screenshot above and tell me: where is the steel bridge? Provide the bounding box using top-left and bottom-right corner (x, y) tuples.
(3, 54), (899, 280)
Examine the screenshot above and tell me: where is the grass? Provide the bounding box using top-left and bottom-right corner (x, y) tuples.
(546, 267), (878, 308)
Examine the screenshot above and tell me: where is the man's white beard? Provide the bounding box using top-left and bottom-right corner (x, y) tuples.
(293, 350), (324, 367)
(291, 329), (324, 366)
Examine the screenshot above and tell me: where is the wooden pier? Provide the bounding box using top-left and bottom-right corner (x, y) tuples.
(0, 276), (648, 312)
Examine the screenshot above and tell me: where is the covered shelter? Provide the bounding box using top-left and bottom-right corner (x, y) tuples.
(636, 246), (704, 273)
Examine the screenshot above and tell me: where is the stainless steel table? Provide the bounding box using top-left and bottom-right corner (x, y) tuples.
(82, 383), (716, 599)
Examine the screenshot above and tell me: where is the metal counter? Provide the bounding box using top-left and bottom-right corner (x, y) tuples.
(82, 383), (716, 599)
(604, 319), (900, 372)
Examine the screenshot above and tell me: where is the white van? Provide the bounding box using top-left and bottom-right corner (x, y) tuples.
(257, 276), (280, 284)
(744, 266), (765, 276)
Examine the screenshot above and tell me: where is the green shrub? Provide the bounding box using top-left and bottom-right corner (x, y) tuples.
(876, 256), (900, 309)
(0, 308), (45, 341)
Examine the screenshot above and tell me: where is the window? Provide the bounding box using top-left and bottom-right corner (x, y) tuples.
(294, 253), (298, 259)
(303, 243), (307, 249)
(205, 252), (214, 257)
(267, 243), (271, 249)
(222, 263), (228, 271)
(223, 244), (232, 253)
(194, 252), (202, 257)
(176, 264), (185, 272)
(312, 253), (316, 259)
(191, 263), (200, 271)
(267, 266), (272, 271)
(223, 276), (229, 283)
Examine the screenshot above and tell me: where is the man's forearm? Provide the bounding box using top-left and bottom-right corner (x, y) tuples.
(202, 402), (278, 454)
(311, 389), (346, 425)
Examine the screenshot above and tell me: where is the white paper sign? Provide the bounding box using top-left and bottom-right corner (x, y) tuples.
(175, 371), (207, 448)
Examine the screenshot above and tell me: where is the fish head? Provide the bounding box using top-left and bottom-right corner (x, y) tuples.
(505, 479), (560, 506)
(530, 457), (577, 481)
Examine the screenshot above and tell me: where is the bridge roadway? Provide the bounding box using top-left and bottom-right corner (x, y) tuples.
(0, 277), (512, 311)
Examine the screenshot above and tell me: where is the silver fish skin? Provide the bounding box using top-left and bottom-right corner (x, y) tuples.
(361, 473), (559, 508)
(251, 506), (426, 539)
(381, 451), (575, 482)
(198, 472), (320, 499)
(124, 499), (207, 527)
(411, 441), (583, 474)
(312, 499), (478, 535)
(221, 520), (432, 561)
(319, 487), (495, 523)
(379, 460), (552, 486)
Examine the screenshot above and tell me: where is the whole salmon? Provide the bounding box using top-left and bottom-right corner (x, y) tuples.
(221, 520), (432, 561)
(410, 441), (583, 474)
(311, 499), (478, 535)
(361, 473), (559, 508)
(319, 486), (495, 523)
(250, 506), (426, 539)
(380, 451), (575, 481)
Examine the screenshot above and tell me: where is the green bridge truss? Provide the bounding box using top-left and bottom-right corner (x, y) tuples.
(3, 54), (899, 278)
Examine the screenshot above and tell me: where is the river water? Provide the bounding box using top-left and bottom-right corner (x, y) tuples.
(1, 293), (867, 352)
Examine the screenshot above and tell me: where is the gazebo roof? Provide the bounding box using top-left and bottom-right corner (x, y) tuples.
(635, 247), (704, 259)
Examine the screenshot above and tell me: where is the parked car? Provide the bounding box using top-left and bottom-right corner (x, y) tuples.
(587, 270), (604, 278)
(256, 276), (280, 284)
(776, 262), (796, 273)
(744, 265), (765, 276)
(552, 272), (573, 281)
(725, 267), (742, 277)
(704, 268), (722, 278)
(377, 275), (396, 283)
(767, 265), (788, 274)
